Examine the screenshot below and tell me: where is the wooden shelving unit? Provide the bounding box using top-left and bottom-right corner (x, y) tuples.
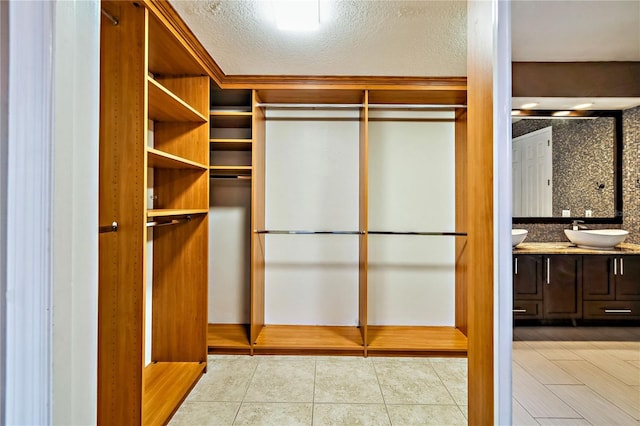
(207, 89), (468, 357)
(99, 2), (208, 424)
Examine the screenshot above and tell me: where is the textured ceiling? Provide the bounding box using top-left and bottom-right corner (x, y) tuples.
(171, 0), (640, 78)
(169, 0), (467, 76)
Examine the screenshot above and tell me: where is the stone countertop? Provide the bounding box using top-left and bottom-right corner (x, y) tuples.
(513, 242), (640, 255)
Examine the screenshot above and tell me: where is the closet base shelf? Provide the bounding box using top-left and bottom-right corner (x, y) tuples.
(143, 361), (205, 426)
(207, 323), (252, 354)
(253, 325), (364, 355)
(366, 326), (467, 356)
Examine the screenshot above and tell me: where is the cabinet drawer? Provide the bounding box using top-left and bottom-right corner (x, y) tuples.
(513, 301), (542, 319)
(583, 301), (640, 320)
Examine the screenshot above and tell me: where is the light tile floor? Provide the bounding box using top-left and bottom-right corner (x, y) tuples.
(171, 328), (640, 425)
(170, 356), (468, 425)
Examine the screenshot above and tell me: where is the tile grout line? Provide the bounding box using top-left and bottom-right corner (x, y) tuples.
(231, 355), (260, 425)
(370, 358), (394, 425)
(429, 358), (467, 420)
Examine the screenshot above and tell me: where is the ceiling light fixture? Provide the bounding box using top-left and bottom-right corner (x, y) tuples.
(275, 0), (319, 31)
(572, 102), (593, 109)
(520, 102), (538, 109)
(552, 111), (571, 117)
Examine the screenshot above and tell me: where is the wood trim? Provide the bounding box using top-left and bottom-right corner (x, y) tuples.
(358, 91), (369, 354)
(454, 109), (468, 337)
(98, 2), (147, 423)
(467, 1), (495, 423)
(512, 61), (640, 98)
(250, 91), (266, 349)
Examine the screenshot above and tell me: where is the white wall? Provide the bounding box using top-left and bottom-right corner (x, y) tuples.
(0, 0), (8, 421)
(6, 3), (100, 423)
(265, 109), (360, 325)
(368, 111), (456, 325)
(51, 1), (100, 424)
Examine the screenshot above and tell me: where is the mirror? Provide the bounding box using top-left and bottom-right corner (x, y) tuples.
(512, 111), (622, 223)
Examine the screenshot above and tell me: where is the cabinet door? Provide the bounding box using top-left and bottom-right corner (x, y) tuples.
(513, 255), (542, 300)
(543, 255), (582, 319)
(582, 256), (615, 300)
(616, 256), (640, 300)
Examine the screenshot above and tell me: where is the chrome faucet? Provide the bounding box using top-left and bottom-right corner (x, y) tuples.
(571, 220), (588, 230)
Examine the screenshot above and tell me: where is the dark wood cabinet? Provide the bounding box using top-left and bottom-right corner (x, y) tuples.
(515, 252), (640, 323)
(543, 255), (582, 319)
(582, 255), (640, 319)
(616, 256), (640, 300)
(513, 255), (543, 319)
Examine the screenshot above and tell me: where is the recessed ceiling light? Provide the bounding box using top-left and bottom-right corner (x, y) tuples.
(572, 102), (593, 109)
(511, 110), (521, 116)
(275, 0), (319, 31)
(520, 102), (538, 109)
(552, 111), (571, 117)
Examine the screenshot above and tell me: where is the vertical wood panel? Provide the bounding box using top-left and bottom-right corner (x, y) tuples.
(467, 0), (495, 424)
(98, 2), (146, 424)
(454, 109), (468, 336)
(152, 216), (208, 362)
(359, 91), (369, 352)
(251, 91), (266, 346)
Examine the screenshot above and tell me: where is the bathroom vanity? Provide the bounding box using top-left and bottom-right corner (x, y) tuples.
(513, 242), (640, 322)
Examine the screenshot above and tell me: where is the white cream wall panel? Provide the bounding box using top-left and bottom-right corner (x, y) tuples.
(368, 111), (455, 326)
(209, 181), (251, 323)
(265, 109), (360, 325)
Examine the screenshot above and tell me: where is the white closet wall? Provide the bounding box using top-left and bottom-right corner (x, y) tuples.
(208, 180), (251, 323)
(264, 109), (360, 325)
(368, 110), (456, 325)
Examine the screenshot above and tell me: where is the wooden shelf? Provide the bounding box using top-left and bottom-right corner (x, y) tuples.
(147, 208), (209, 218)
(207, 324), (251, 352)
(148, 77), (207, 123)
(367, 326), (467, 355)
(148, 14), (204, 76)
(142, 362), (205, 426)
(147, 148), (207, 170)
(210, 166), (252, 176)
(210, 139), (253, 151)
(210, 113), (252, 129)
(253, 325), (364, 353)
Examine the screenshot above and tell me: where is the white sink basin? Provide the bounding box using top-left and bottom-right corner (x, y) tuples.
(512, 229), (528, 247)
(564, 229), (629, 250)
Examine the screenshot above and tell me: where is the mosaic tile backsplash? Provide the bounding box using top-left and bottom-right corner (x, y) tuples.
(515, 106), (639, 245)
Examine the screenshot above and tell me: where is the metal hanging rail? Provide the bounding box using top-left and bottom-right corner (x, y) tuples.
(368, 231), (468, 236)
(210, 175), (252, 180)
(146, 216), (191, 228)
(99, 221), (119, 234)
(256, 103), (364, 109)
(255, 103), (467, 109)
(254, 230), (364, 235)
(101, 9), (119, 26)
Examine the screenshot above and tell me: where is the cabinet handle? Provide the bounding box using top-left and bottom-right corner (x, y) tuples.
(515, 258), (518, 275)
(546, 258), (550, 284)
(513, 309), (527, 313)
(620, 258), (624, 275)
(614, 258), (617, 275)
(604, 309), (632, 314)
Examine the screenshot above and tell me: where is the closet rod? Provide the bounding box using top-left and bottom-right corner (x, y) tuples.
(256, 103), (467, 109)
(210, 175), (251, 180)
(101, 9), (119, 25)
(368, 104), (467, 109)
(256, 103), (363, 109)
(146, 216), (191, 228)
(255, 230), (364, 235)
(369, 231), (468, 236)
(99, 221), (119, 234)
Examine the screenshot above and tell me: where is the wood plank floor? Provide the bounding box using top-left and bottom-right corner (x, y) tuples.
(513, 327), (640, 425)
